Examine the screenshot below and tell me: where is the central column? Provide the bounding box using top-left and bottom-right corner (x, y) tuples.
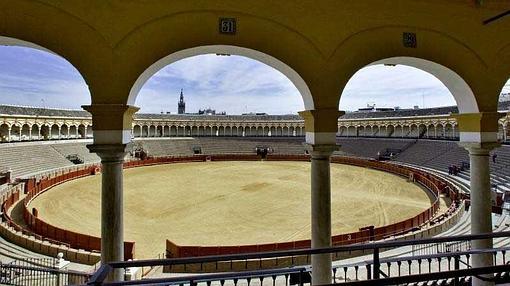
(308, 144), (337, 285)
(83, 104), (139, 282)
(88, 144), (129, 281)
(299, 108), (343, 286)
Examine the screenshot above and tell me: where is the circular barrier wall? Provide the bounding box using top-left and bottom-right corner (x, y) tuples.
(3, 154), (463, 265)
(29, 159), (432, 259)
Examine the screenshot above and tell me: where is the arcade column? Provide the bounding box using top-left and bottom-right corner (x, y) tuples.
(299, 108), (343, 286)
(83, 104), (138, 282)
(87, 144), (129, 281)
(308, 144), (338, 285)
(455, 112), (503, 286)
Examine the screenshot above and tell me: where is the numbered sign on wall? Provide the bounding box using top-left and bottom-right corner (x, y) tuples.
(219, 18), (236, 35)
(403, 32), (417, 48)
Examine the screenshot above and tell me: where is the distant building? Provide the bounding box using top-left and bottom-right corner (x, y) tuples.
(198, 108), (226, 115)
(242, 112), (268, 116)
(177, 89), (185, 114)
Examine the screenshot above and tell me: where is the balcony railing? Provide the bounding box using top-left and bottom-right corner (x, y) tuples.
(86, 231), (510, 286)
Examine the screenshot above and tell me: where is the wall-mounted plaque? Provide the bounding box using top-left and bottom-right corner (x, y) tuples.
(219, 18), (236, 35)
(403, 32), (417, 48)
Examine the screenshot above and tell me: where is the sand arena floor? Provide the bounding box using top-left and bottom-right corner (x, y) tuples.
(29, 161), (433, 259)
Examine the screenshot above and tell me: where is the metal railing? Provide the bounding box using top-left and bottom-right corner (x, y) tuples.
(0, 263), (90, 286)
(86, 231), (510, 286)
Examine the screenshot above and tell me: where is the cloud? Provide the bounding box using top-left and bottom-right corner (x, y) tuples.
(136, 55), (303, 114)
(0, 46), (90, 109)
(339, 65), (456, 111)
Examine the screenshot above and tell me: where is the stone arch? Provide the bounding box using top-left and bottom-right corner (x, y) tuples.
(427, 124), (436, 138)
(282, 126), (289, 136)
(436, 124), (446, 138)
(156, 125), (163, 137)
(170, 126), (177, 136)
(409, 124), (419, 138)
(21, 124), (31, 140)
(141, 125), (149, 137)
(127, 45), (314, 111)
(31, 124), (40, 140)
(61, 124), (69, 139)
(263, 126), (270, 137)
(0, 123), (10, 142)
(204, 126), (212, 136)
(384, 124), (395, 137)
(133, 125), (142, 138)
(444, 123), (454, 139)
(78, 124), (86, 139)
(418, 124), (427, 138)
(49, 124), (59, 139)
(191, 126), (199, 136)
(86, 125), (93, 138)
(148, 125), (156, 137)
(270, 126), (276, 137)
(332, 25), (501, 112)
(392, 125), (403, 138)
(69, 125), (78, 139)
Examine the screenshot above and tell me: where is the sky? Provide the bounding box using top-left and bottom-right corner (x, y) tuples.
(0, 46), (509, 114)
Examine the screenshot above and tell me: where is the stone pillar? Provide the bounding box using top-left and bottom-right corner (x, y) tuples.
(28, 127), (32, 141)
(299, 108), (343, 286)
(88, 144), (128, 282)
(504, 125), (508, 142)
(308, 144), (337, 286)
(463, 144), (498, 286)
(455, 111), (503, 286)
(84, 126), (88, 138)
(83, 104), (139, 282)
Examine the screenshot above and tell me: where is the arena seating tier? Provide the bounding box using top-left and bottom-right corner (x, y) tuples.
(1, 138), (510, 195)
(0, 144), (75, 178)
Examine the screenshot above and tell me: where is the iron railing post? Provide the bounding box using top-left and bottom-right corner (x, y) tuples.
(453, 255), (460, 286)
(373, 248), (380, 280)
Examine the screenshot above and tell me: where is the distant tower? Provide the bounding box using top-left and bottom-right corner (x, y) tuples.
(178, 89), (185, 114)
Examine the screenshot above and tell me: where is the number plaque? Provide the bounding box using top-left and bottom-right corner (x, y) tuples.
(219, 18), (236, 35)
(403, 32), (417, 48)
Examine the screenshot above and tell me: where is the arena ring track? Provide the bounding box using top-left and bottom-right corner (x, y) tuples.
(13, 154), (461, 262)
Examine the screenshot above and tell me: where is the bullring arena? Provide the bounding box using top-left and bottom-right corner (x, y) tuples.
(28, 160), (434, 259)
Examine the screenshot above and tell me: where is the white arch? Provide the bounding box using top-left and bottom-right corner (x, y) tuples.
(0, 36), (54, 54)
(369, 57), (478, 113)
(128, 45), (314, 110)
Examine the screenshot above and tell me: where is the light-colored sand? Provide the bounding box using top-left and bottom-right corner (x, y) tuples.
(29, 161), (432, 259)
